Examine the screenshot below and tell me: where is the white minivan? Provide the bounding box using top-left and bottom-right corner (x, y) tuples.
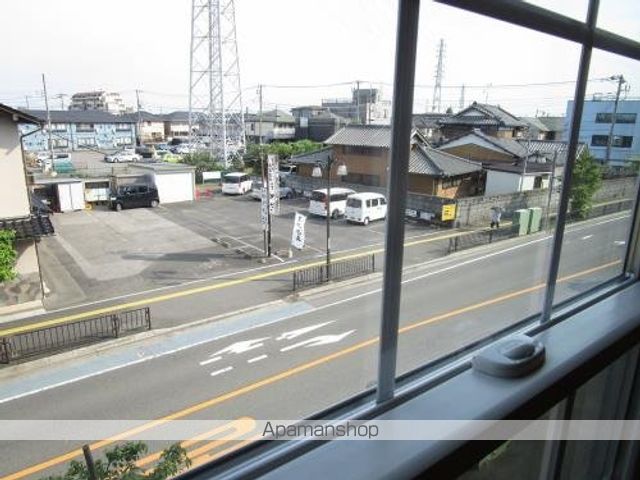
(222, 172), (253, 195)
(308, 188), (356, 219)
(345, 192), (388, 225)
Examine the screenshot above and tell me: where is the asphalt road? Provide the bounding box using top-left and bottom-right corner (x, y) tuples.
(0, 213), (631, 479)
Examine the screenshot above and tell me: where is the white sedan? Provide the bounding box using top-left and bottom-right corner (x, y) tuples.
(104, 150), (141, 163)
(249, 183), (294, 200)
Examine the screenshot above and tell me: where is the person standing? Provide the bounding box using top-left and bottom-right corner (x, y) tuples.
(490, 206), (502, 229)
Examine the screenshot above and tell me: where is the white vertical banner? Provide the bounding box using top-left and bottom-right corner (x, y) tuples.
(291, 212), (307, 250)
(267, 154), (280, 215)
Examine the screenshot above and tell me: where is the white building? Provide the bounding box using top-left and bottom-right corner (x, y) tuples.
(565, 98), (640, 167)
(69, 91), (128, 114)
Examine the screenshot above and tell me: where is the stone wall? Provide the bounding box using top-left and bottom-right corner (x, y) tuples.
(456, 176), (637, 226)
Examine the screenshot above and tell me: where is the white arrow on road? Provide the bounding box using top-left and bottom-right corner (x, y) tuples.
(280, 330), (356, 352)
(276, 321), (334, 341)
(210, 337), (270, 356)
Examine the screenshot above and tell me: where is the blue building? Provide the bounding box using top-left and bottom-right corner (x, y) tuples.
(19, 110), (136, 152)
(564, 99), (640, 167)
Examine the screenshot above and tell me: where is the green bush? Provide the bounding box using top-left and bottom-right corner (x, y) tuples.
(569, 150), (603, 219)
(42, 441), (191, 480)
(0, 230), (17, 283)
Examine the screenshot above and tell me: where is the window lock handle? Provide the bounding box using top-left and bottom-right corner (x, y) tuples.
(472, 335), (545, 378)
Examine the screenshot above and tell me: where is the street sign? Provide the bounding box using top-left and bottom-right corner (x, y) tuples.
(291, 212), (307, 250)
(441, 204), (457, 221)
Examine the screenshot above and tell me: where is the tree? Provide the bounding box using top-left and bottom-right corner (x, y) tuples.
(42, 442), (191, 480)
(569, 150), (602, 219)
(0, 230), (17, 283)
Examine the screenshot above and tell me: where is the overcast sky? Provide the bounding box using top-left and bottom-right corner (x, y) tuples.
(0, 0), (638, 116)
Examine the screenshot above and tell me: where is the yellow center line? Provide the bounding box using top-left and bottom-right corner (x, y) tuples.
(1, 259), (621, 480)
(134, 417), (255, 468)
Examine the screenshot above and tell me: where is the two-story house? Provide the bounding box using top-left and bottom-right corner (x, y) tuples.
(0, 104), (54, 314)
(20, 110), (137, 151)
(438, 101), (527, 141)
(245, 109), (296, 143)
(291, 125), (483, 199)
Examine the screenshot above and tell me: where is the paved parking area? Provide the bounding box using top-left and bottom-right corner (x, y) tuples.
(38, 194), (438, 309)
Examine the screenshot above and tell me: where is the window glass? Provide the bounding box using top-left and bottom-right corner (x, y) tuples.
(551, 48), (639, 306)
(396, 8), (581, 379)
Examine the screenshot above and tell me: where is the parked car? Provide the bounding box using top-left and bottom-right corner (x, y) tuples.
(308, 187), (356, 219)
(104, 149), (141, 163)
(110, 184), (159, 211)
(249, 182), (293, 200)
(222, 172), (253, 195)
(278, 164), (297, 177)
(345, 192), (388, 225)
(52, 154), (75, 174)
(135, 145), (157, 159)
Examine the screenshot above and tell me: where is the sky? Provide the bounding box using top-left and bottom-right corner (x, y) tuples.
(0, 0), (638, 117)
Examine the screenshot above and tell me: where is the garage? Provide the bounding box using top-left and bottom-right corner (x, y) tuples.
(131, 163), (196, 204)
(32, 177), (86, 212)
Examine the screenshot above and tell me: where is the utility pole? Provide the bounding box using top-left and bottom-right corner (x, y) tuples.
(135, 89), (143, 146)
(545, 151), (558, 230)
(25, 96), (30, 109)
(605, 74), (626, 164)
(458, 84), (465, 111)
(355, 80), (361, 124)
(432, 39), (445, 113)
(258, 84), (271, 257)
(521, 132), (531, 191)
(42, 74), (54, 165)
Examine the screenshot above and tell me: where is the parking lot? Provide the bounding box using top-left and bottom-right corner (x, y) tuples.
(38, 193), (438, 309)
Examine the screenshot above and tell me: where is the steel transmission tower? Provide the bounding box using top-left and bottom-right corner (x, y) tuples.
(189, 0), (245, 167)
(432, 39), (445, 113)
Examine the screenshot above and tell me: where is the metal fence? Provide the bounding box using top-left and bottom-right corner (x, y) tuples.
(0, 307), (151, 364)
(293, 254), (376, 291)
(448, 199), (633, 255)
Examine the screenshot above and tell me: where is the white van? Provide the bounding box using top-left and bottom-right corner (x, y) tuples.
(222, 172), (253, 195)
(345, 192), (388, 225)
(308, 188), (356, 219)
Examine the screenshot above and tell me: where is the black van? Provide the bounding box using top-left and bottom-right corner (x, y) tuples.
(110, 184), (160, 211)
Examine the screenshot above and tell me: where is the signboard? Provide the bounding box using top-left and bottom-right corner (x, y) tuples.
(405, 208), (418, 218)
(266, 154), (280, 215)
(291, 212), (307, 250)
(202, 171), (221, 181)
(441, 204), (457, 221)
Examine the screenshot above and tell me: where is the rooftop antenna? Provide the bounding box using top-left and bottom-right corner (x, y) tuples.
(432, 39), (445, 113)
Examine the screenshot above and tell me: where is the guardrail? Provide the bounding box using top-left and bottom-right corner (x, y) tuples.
(0, 307), (151, 364)
(293, 254), (375, 291)
(448, 199), (633, 254)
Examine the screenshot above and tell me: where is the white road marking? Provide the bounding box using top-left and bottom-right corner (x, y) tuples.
(212, 337), (270, 355)
(582, 235), (593, 240)
(199, 356), (222, 366)
(247, 355), (268, 364)
(276, 321), (334, 341)
(210, 366), (233, 377)
(615, 240), (626, 246)
(280, 330), (356, 352)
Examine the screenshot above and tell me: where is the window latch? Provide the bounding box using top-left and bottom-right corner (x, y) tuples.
(472, 335), (545, 378)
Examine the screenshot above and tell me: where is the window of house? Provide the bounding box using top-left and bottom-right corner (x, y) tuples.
(116, 124), (131, 131)
(77, 137), (96, 147)
(76, 123), (94, 132)
(592, 134), (633, 148)
(51, 123), (67, 132)
(595, 112), (637, 124)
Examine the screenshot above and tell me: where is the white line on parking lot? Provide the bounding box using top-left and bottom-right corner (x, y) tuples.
(199, 356), (222, 366)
